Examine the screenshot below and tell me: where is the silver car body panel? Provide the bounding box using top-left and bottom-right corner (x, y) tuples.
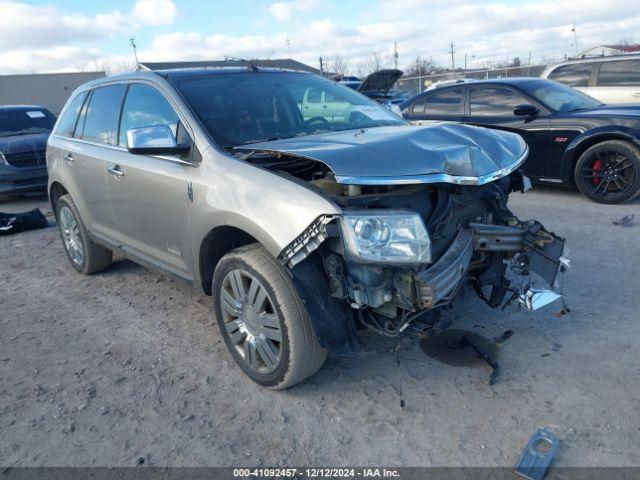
(235, 123), (528, 186)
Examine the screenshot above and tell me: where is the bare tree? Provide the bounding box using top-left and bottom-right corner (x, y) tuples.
(354, 52), (388, 78)
(404, 56), (438, 77)
(328, 56), (350, 76)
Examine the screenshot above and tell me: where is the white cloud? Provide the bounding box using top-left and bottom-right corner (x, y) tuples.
(1, 0), (640, 75)
(269, 0), (319, 21)
(133, 0), (178, 26)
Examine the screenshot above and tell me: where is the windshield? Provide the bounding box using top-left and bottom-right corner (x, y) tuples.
(0, 109), (56, 137)
(170, 72), (406, 148)
(523, 80), (603, 112)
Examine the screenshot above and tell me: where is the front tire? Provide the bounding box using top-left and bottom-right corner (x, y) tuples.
(574, 140), (640, 204)
(56, 194), (113, 274)
(212, 244), (327, 389)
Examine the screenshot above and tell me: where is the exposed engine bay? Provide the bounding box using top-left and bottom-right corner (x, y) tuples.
(235, 149), (570, 345)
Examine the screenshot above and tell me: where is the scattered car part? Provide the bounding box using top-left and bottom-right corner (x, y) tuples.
(0, 208), (48, 236)
(516, 428), (559, 480)
(612, 214), (635, 227)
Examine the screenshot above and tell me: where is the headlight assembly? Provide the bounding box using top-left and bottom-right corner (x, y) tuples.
(339, 211), (431, 264)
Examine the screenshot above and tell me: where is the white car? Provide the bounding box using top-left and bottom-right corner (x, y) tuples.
(541, 54), (640, 104)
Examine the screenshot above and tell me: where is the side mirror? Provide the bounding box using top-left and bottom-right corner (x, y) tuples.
(126, 125), (190, 156)
(514, 104), (540, 117)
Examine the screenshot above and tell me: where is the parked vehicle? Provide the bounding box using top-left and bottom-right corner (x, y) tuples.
(0, 105), (56, 196)
(357, 69), (409, 107)
(541, 54), (640, 104)
(401, 78), (640, 204)
(48, 68), (569, 389)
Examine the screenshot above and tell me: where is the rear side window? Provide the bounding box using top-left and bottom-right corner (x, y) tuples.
(547, 63), (592, 87)
(424, 88), (462, 114)
(78, 85), (124, 145)
(597, 60), (640, 86)
(404, 98), (426, 115)
(54, 92), (87, 137)
(118, 84), (179, 147)
(469, 87), (527, 116)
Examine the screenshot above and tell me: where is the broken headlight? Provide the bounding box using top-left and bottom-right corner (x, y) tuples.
(339, 211), (431, 264)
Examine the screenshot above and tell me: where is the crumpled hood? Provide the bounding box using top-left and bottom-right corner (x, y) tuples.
(236, 124), (528, 185)
(0, 133), (49, 155)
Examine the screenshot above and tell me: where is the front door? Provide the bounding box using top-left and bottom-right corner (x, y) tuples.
(105, 83), (195, 280)
(463, 86), (551, 179)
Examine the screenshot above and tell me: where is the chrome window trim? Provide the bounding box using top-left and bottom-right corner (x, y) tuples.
(335, 145), (529, 186)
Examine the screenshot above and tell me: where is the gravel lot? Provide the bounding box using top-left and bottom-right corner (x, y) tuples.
(1, 188), (639, 468)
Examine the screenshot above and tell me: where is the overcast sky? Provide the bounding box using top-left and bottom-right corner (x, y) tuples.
(1, 0), (638, 75)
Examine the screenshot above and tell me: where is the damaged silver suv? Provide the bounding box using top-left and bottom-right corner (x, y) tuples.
(47, 67), (569, 389)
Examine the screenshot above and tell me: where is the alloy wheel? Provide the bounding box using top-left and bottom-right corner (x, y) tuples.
(59, 205), (84, 266)
(580, 148), (637, 202)
(219, 269), (283, 374)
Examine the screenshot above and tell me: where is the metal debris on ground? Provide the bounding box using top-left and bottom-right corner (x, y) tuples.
(516, 428), (559, 480)
(612, 214), (635, 227)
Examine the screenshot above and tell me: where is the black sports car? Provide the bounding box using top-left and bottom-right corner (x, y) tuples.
(400, 78), (640, 204)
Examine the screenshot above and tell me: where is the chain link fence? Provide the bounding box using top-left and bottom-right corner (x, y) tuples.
(396, 64), (547, 95)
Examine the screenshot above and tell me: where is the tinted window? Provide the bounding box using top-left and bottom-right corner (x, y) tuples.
(55, 92), (87, 137)
(424, 88), (462, 114)
(80, 85), (123, 145)
(597, 59), (640, 86)
(407, 98), (426, 115)
(522, 80), (601, 112)
(469, 87), (527, 115)
(0, 108), (56, 137)
(548, 63), (592, 87)
(118, 84), (179, 147)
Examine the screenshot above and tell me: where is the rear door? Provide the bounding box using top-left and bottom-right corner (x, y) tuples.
(401, 87), (464, 124)
(65, 84), (125, 239)
(463, 85), (551, 178)
(104, 82), (196, 280)
(590, 59), (640, 104)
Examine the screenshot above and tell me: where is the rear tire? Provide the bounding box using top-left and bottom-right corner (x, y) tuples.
(212, 244), (327, 389)
(574, 140), (640, 204)
(56, 194), (112, 274)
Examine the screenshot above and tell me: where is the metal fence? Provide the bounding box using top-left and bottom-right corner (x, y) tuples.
(396, 64), (547, 95)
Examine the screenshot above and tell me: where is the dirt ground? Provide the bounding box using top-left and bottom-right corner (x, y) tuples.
(1, 187), (639, 468)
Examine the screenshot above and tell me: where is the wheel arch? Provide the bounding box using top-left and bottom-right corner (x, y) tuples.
(198, 224), (266, 295)
(49, 181), (69, 215)
(561, 128), (640, 184)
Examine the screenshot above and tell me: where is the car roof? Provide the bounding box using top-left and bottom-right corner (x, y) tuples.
(78, 67), (312, 90)
(541, 54), (640, 76)
(423, 77), (546, 92)
(0, 104), (49, 111)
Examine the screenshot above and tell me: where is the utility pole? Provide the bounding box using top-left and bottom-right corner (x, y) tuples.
(319, 56), (324, 76)
(393, 42), (399, 69)
(129, 36), (139, 67)
(285, 37), (291, 58)
(571, 21), (578, 56)
(449, 41), (456, 79)
(527, 51), (532, 76)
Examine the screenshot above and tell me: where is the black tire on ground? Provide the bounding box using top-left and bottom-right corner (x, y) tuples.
(212, 244), (327, 389)
(574, 139), (640, 204)
(56, 194), (113, 274)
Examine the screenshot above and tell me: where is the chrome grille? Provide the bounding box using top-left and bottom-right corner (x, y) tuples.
(4, 150), (47, 168)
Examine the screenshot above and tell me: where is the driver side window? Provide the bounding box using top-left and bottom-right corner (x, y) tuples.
(118, 84), (180, 147)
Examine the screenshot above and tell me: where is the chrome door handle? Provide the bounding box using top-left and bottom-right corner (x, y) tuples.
(63, 153), (74, 163)
(107, 166), (124, 178)
(632, 92), (640, 97)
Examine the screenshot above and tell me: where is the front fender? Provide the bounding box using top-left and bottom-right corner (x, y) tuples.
(561, 126), (640, 182)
